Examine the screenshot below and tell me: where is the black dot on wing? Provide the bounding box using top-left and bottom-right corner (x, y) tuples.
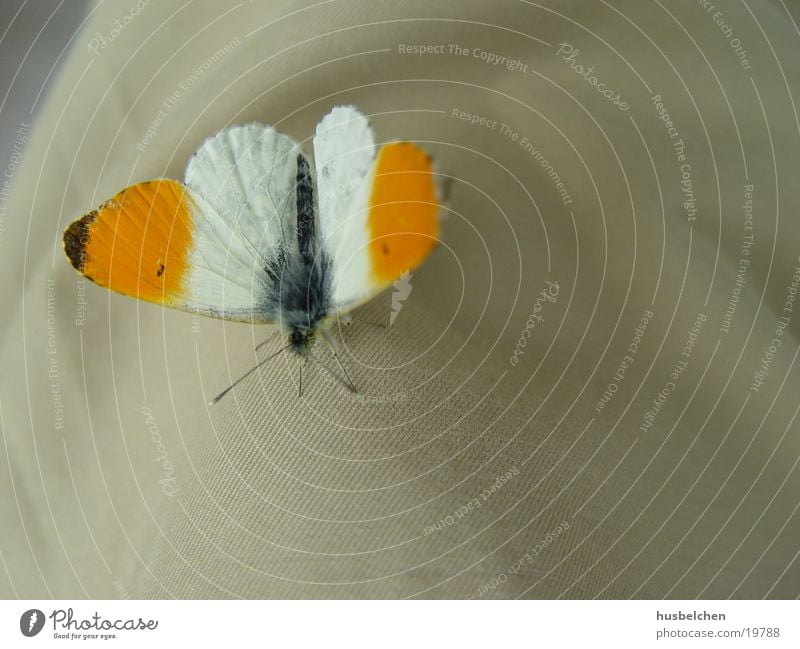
(382, 242), (389, 255)
(156, 263), (165, 277)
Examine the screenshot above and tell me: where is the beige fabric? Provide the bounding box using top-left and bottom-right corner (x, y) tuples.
(1, 0), (799, 599)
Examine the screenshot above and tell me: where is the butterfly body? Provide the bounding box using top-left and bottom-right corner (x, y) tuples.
(263, 151), (333, 356)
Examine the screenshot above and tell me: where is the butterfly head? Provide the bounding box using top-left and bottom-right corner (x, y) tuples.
(289, 327), (316, 356)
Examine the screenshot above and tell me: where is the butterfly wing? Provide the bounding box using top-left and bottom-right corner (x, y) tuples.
(313, 106), (441, 314)
(185, 123), (302, 278)
(63, 124), (304, 322)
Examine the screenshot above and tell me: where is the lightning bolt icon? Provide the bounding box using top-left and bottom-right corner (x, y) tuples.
(28, 611), (37, 632)
(390, 270), (413, 326)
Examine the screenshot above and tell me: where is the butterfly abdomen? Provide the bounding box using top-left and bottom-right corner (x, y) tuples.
(295, 153), (316, 264)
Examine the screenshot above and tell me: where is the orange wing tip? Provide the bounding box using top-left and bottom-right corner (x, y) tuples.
(62, 180), (195, 304)
(368, 140), (441, 284)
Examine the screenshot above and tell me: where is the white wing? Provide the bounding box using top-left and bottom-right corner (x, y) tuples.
(313, 106), (377, 309)
(186, 123), (302, 273)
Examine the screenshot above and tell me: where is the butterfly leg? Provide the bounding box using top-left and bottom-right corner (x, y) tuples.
(320, 329), (358, 393)
(298, 361), (303, 398)
(353, 316), (386, 329)
(209, 343), (290, 405)
(335, 310), (385, 330)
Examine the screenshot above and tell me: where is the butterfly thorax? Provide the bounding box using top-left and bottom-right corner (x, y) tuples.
(275, 253), (330, 355)
(289, 327), (316, 356)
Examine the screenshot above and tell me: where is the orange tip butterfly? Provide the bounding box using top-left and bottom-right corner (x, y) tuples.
(63, 106), (442, 401)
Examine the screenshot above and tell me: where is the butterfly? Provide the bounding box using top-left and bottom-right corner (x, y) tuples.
(63, 106), (441, 401)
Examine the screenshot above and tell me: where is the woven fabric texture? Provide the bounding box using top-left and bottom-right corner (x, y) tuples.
(1, 0), (798, 599)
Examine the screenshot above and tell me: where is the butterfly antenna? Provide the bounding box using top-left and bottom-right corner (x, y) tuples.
(320, 329), (358, 393)
(209, 343), (291, 405)
(255, 332), (279, 352)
